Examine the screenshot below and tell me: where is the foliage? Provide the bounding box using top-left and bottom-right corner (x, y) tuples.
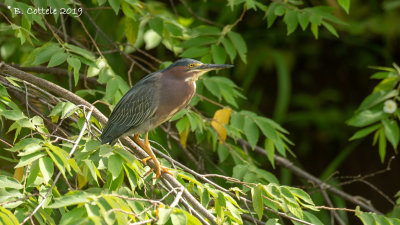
(348, 65), (400, 162)
(0, 0), (399, 225)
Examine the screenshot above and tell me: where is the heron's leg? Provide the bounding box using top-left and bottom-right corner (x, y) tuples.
(134, 133), (161, 178)
(133, 134), (174, 178)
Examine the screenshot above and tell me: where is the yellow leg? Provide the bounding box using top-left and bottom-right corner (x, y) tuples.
(134, 133), (173, 178)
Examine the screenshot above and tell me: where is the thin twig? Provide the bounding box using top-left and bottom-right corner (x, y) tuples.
(128, 62), (135, 88)
(170, 187), (184, 208)
(321, 189), (346, 225)
(75, 16), (105, 59)
(0, 194), (39, 206)
(80, 7), (151, 73)
(179, 0), (223, 27)
(60, 14), (68, 43)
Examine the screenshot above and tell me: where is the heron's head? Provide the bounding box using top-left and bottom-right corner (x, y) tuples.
(167, 58), (234, 81)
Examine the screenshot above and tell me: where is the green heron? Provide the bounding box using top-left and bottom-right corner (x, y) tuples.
(101, 58), (233, 178)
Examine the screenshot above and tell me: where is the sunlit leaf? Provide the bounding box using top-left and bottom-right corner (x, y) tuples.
(211, 108), (231, 143)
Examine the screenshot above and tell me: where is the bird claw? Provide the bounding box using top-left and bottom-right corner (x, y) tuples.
(143, 166), (174, 179)
(141, 156), (152, 164)
(159, 166), (174, 178)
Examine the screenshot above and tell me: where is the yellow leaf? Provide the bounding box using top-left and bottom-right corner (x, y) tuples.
(211, 108), (231, 143)
(77, 166), (88, 189)
(14, 167), (24, 182)
(179, 127), (189, 148)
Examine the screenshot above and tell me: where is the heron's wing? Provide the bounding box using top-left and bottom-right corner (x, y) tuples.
(101, 73), (159, 144)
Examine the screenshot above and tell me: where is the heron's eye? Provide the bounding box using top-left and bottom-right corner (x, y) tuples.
(188, 64), (194, 68)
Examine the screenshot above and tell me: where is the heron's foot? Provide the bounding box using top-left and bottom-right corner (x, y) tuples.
(143, 166), (173, 179)
(141, 156), (152, 165)
(159, 166), (174, 178)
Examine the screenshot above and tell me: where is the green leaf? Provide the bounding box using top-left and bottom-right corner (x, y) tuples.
(379, 128), (386, 163)
(165, 23), (183, 36)
(83, 160), (100, 185)
(39, 157), (54, 184)
(244, 116), (259, 149)
(311, 23), (319, 39)
(67, 57), (81, 86)
(26, 161), (40, 187)
(105, 78), (119, 102)
(171, 213), (186, 225)
(47, 51), (68, 67)
(266, 219), (279, 225)
(288, 187), (315, 207)
(211, 44), (226, 64)
(125, 18), (139, 46)
(61, 102), (77, 119)
(108, 0), (120, 14)
(1, 42), (16, 60)
(252, 185), (264, 220)
(284, 10), (298, 35)
(347, 109), (387, 127)
(182, 36), (217, 48)
(1, 110), (26, 121)
(144, 30), (162, 50)
(298, 12), (310, 30)
(227, 31), (247, 63)
(322, 21), (339, 38)
(246, 0), (256, 10)
(121, 2), (135, 19)
(303, 211), (324, 225)
(47, 191), (91, 208)
(264, 139), (275, 168)
(202, 77), (222, 99)
(180, 47), (209, 58)
(338, 0), (350, 13)
(32, 44), (62, 65)
(274, 5), (285, 16)
(108, 154), (123, 179)
(309, 13), (322, 25)
(358, 90), (398, 112)
(382, 119), (399, 149)
(157, 208), (173, 225)
(217, 192), (226, 208)
(286, 200), (303, 219)
(64, 43), (95, 61)
(0, 206), (19, 225)
(217, 143), (230, 163)
(349, 124), (381, 141)
(15, 152), (46, 168)
(254, 117), (279, 141)
(149, 17), (164, 36)
(0, 175), (23, 189)
(221, 38), (237, 62)
(266, 2), (278, 28)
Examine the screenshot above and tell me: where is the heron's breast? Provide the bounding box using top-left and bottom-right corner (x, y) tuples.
(155, 79), (196, 124)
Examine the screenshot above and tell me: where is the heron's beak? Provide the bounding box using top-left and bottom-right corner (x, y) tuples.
(195, 63), (234, 71)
